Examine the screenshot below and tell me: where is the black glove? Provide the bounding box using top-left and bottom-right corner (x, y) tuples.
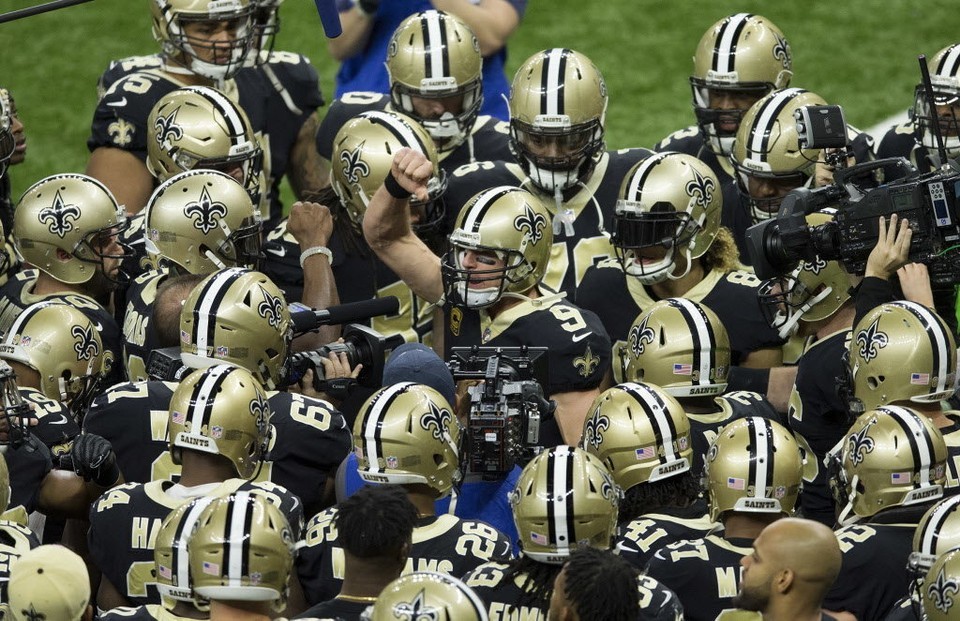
(62, 433), (120, 487)
(356, 0), (380, 15)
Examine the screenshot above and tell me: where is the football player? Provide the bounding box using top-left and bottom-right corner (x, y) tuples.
(123, 168), (263, 380)
(297, 382), (512, 604)
(645, 417), (803, 621)
(442, 47), (652, 299)
(548, 547), (643, 621)
(298, 485), (417, 619)
(366, 572), (488, 621)
(84, 269), (351, 515)
(87, 365), (304, 610)
(87, 0), (325, 225)
(656, 14), (792, 262)
(825, 406), (948, 620)
(0, 451), (40, 609)
(1, 174), (130, 387)
(364, 150), (611, 444)
(920, 548), (960, 621)
(582, 383), (716, 570)
(575, 151), (785, 388)
(463, 445), (683, 620)
(315, 11), (512, 186)
(0, 88), (25, 275)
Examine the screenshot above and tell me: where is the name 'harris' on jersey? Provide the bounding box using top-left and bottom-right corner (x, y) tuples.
(88, 478), (302, 607)
(443, 149), (651, 299)
(297, 507), (513, 605)
(90, 50), (324, 224)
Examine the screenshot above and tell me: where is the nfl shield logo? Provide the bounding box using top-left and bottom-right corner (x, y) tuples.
(19, 336), (30, 347)
(386, 456), (399, 468)
(215, 345), (229, 357)
(211, 426), (223, 439)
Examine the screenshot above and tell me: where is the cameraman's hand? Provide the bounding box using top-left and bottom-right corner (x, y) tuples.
(317, 347), (363, 382)
(865, 214), (912, 280)
(391, 148), (433, 202)
(898, 262), (935, 307)
(288, 201), (334, 250)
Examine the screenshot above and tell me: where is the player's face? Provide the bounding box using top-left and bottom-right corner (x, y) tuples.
(518, 129), (591, 161)
(745, 174), (804, 216)
(410, 93), (465, 119)
(935, 102), (960, 137)
(181, 18), (246, 66)
(8, 96), (25, 166)
(547, 566), (573, 621)
(733, 535), (774, 612)
(204, 161), (245, 184)
(92, 226), (125, 282)
(708, 88), (762, 134)
(457, 248), (505, 289)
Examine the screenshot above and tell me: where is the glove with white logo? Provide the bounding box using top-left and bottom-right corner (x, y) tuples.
(62, 433), (121, 487)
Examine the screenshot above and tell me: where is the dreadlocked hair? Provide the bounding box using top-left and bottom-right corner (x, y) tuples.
(563, 546), (639, 621)
(618, 470), (702, 524)
(503, 555), (562, 612)
(702, 225), (741, 273)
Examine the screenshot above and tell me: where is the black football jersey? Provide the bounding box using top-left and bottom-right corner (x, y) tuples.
(443, 295), (611, 396)
(443, 150), (652, 299)
(90, 51), (323, 225)
(121, 268), (169, 382)
(824, 521), (916, 620)
(0, 520), (39, 605)
(787, 329), (853, 526)
(686, 391), (782, 477)
(645, 534), (753, 621)
(18, 387), (80, 459)
(298, 509), (512, 605)
(615, 500), (717, 571)
(577, 261), (784, 382)
(876, 121), (935, 180)
(0, 269), (126, 386)
(883, 597), (918, 621)
(88, 478), (302, 607)
(297, 597), (369, 620)
(84, 382), (350, 515)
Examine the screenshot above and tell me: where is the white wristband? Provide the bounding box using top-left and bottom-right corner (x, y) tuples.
(300, 246), (333, 268)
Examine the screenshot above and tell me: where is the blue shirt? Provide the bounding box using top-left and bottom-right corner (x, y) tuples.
(333, 0), (527, 120)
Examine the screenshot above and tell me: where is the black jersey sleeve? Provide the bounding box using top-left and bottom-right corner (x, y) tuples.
(314, 93), (390, 160)
(88, 70), (174, 158)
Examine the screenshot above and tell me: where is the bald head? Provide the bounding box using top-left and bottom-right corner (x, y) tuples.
(757, 517), (841, 594)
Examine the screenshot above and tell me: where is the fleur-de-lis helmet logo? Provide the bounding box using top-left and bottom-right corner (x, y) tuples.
(421, 399), (454, 443)
(846, 423), (876, 467)
(249, 390), (271, 452)
(392, 589), (440, 621)
(72, 324), (100, 361)
(513, 203), (547, 244)
(583, 408), (610, 450)
(772, 33), (792, 69)
(685, 166), (716, 210)
(38, 190), (82, 239)
(183, 186), (228, 235)
(929, 565), (960, 613)
(629, 314), (656, 358)
(856, 317), (889, 363)
(256, 285), (284, 329)
(154, 106), (183, 150)
(339, 140), (370, 185)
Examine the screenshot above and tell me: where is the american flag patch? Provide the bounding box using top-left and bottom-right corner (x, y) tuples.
(180, 330), (191, 344)
(891, 472), (912, 484)
(202, 561), (219, 576)
(911, 373), (930, 385)
(158, 565), (172, 580)
(727, 477), (746, 490)
(673, 363), (692, 375)
(172, 410), (186, 424)
(636, 446), (656, 459)
(531, 532), (548, 545)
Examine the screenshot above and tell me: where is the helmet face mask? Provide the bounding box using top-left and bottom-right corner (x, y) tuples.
(248, 0), (282, 65)
(386, 11), (484, 152)
(913, 44), (960, 159)
(0, 363), (32, 449)
(440, 186), (551, 309)
(0, 89), (14, 179)
(151, 0), (255, 81)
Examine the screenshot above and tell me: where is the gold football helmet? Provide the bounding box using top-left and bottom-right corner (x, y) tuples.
(612, 152), (722, 285)
(441, 186), (552, 308)
(354, 382), (463, 498)
(154, 495), (215, 607)
(509, 445), (620, 564)
(144, 169), (263, 273)
(623, 298), (731, 398)
(691, 13), (792, 156)
(922, 548), (960, 621)
(15, 173), (130, 285)
(828, 406), (947, 526)
(364, 571), (488, 621)
(758, 210), (851, 338)
(189, 491), (295, 610)
(180, 268), (291, 389)
(386, 10), (483, 151)
(582, 382), (693, 491)
(249, 0), (282, 63)
(150, 0), (254, 81)
(705, 417), (803, 522)
(331, 110), (447, 238)
(0, 89), (14, 178)
(913, 44), (960, 159)
(0, 302), (109, 415)
(731, 88), (827, 224)
(909, 496), (960, 607)
(147, 86), (263, 206)
(509, 48), (607, 194)
(169, 365), (271, 479)
(842, 301), (957, 415)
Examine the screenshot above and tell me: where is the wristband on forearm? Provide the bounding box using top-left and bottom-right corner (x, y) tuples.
(384, 171), (410, 200)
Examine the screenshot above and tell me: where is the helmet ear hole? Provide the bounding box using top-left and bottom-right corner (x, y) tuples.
(868, 376), (884, 389)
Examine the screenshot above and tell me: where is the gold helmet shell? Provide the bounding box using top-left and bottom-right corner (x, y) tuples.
(922, 547), (960, 621)
(154, 495), (216, 607)
(354, 382), (463, 498)
(509, 445), (620, 564)
(908, 495), (960, 602)
(366, 571), (489, 621)
(623, 298), (731, 398)
(582, 382), (693, 491)
(705, 417), (803, 522)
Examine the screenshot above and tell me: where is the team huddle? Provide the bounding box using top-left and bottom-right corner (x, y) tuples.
(2, 1), (960, 620)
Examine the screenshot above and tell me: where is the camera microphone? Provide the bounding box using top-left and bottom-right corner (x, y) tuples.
(291, 297), (400, 334)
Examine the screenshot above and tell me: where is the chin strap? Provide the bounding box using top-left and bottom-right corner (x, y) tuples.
(836, 474), (860, 527)
(776, 285), (834, 340)
(665, 248), (692, 282)
(550, 184), (575, 237)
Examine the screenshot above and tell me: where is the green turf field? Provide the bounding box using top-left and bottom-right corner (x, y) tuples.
(2, 0), (959, 204)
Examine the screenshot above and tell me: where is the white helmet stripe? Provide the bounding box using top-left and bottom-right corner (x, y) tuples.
(750, 417), (771, 497)
(176, 496), (215, 587)
(459, 186), (517, 233)
(624, 153), (669, 202)
(360, 111), (427, 155)
(748, 88), (804, 159)
(361, 382), (414, 474)
(186, 86), (246, 146)
(622, 382), (677, 461)
(548, 446), (573, 556)
(937, 45), (960, 80)
(188, 364), (231, 435)
(882, 405), (934, 485)
(226, 491), (253, 586)
(892, 301), (951, 395)
(543, 48), (566, 116)
(672, 298), (713, 386)
(423, 11), (446, 80)
(920, 495), (960, 555)
(194, 267), (245, 353)
(715, 13), (751, 74)
(3, 302), (54, 345)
